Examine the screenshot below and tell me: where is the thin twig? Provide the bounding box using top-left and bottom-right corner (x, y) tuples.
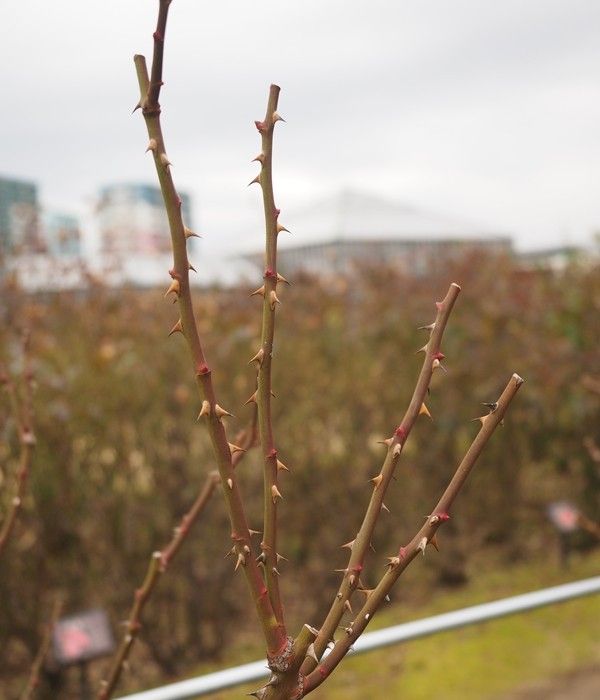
(250, 84), (288, 632)
(578, 512), (600, 540)
(0, 336), (36, 560)
(133, 0), (285, 658)
(302, 282), (461, 672)
(97, 414), (259, 699)
(20, 596), (63, 700)
(97, 474), (217, 700)
(303, 374), (524, 693)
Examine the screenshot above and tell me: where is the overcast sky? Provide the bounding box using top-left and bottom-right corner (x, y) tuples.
(3, 0), (600, 261)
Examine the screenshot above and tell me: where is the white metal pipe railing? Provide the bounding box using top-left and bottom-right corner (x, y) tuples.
(116, 575), (600, 700)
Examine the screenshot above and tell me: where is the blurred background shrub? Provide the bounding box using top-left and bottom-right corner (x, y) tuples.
(0, 250), (598, 695)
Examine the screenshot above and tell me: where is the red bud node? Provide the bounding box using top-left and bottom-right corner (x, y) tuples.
(394, 426), (407, 441)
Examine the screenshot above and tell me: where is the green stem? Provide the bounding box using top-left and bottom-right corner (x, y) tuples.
(132, 0), (285, 658)
(302, 282), (460, 672)
(302, 374), (524, 695)
(253, 84), (287, 632)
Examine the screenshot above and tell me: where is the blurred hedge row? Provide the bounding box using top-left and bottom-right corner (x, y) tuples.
(1, 251), (598, 696)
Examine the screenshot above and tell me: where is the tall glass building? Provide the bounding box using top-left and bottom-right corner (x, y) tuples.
(97, 184), (193, 257)
(0, 176), (42, 254)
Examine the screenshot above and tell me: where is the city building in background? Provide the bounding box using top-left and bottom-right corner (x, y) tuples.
(240, 189), (513, 277)
(44, 212), (82, 258)
(1, 174), (593, 291)
(97, 183), (193, 258)
(0, 175), (44, 254)
(517, 246), (583, 271)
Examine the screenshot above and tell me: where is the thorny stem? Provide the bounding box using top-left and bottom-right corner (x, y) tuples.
(98, 466), (216, 699)
(0, 440), (34, 558)
(98, 420), (257, 699)
(132, 5), (527, 696)
(148, 0), (171, 107)
(252, 84), (287, 631)
(303, 373), (524, 694)
(133, 0), (285, 657)
(301, 282), (461, 673)
(0, 338), (36, 560)
(578, 512), (600, 540)
(19, 596), (63, 700)
(258, 624), (318, 700)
